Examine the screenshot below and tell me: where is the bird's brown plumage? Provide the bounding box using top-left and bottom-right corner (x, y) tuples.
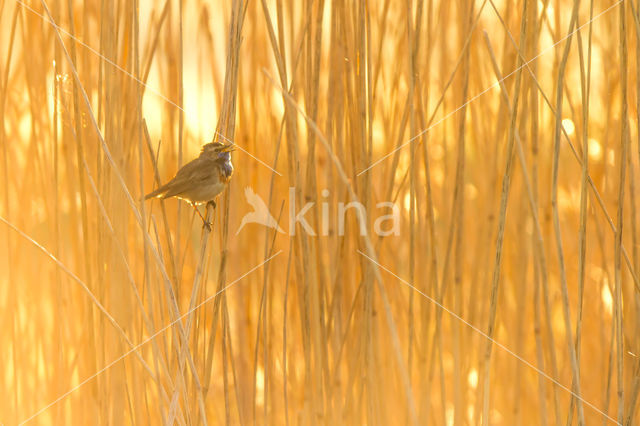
(144, 142), (234, 204)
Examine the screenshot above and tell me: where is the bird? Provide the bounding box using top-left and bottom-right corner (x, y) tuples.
(236, 186), (284, 235)
(144, 141), (234, 228)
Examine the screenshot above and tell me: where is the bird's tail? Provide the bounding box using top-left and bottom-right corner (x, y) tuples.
(144, 187), (166, 200)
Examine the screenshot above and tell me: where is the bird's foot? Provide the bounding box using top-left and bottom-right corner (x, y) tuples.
(202, 220), (212, 232)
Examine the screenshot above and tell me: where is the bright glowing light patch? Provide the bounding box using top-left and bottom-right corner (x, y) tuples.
(468, 369), (479, 389)
(372, 120), (385, 150)
(601, 281), (613, 316)
(467, 405), (475, 423)
(588, 138), (602, 161)
(562, 118), (575, 136)
(404, 192), (412, 212)
(256, 366), (265, 405)
(465, 183), (478, 201)
(539, 1), (556, 27)
(18, 114), (31, 141)
(446, 404), (454, 426)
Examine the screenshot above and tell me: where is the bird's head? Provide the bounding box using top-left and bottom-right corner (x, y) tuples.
(201, 141), (235, 159)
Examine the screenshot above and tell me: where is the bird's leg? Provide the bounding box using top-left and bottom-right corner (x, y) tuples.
(191, 203), (212, 231)
(207, 200), (217, 210)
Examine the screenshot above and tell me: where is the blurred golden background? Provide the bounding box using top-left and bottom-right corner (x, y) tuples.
(1, 0), (639, 424)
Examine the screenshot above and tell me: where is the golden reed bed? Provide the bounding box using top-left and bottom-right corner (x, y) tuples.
(0, 0), (638, 424)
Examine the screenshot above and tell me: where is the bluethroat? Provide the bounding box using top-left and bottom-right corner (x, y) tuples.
(145, 141), (234, 228)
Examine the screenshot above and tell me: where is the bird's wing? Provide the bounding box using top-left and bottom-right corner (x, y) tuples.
(172, 157), (210, 181)
(161, 157), (220, 198)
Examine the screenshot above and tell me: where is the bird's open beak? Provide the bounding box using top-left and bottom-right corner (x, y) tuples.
(220, 142), (236, 152)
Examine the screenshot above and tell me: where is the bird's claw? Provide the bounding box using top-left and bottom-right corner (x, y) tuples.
(202, 221), (212, 232)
